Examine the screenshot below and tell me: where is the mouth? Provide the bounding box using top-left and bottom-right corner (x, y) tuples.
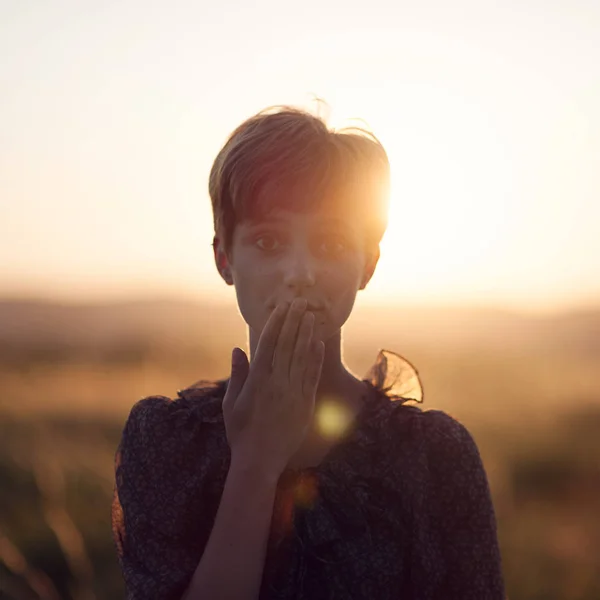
(269, 303), (324, 312)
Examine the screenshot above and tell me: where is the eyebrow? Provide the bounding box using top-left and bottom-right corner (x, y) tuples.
(318, 217), (348, 228)
(249, 215), (348, 227)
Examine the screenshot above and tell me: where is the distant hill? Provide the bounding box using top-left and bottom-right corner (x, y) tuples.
(0, 297), (598, 362)
(0, 297), (243, 347)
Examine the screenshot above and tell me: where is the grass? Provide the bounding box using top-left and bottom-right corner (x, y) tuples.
(1, 339), (599, 599)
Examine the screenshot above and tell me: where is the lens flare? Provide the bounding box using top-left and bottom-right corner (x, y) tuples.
(316, 398), (354, 440)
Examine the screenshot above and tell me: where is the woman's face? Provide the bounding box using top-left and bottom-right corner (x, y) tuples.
(215, 207), (379, 342)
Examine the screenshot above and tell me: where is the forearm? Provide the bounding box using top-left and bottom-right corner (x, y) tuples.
(182, 459), (280, 600)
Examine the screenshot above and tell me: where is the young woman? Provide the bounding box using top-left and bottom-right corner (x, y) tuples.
(112, 106), (506, 599)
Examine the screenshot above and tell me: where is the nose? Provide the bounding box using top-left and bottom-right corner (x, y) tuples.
(282, 248), (316, 292)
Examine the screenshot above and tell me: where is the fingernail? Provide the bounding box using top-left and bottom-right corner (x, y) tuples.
(294, 298), (307, 309)
(231, 348), (241, 365)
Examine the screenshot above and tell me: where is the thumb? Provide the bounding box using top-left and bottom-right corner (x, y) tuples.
(223, 347), (249, 409)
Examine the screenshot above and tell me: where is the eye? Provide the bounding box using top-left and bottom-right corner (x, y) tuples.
(319, 235), (348, 256)
(255, 234), (280, 252)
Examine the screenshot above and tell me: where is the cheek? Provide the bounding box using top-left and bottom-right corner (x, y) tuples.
(234, 283), (266, 320)
(312, 266), (362, 337)
(231, 259), (285, 333)
(320, 263), (363, 299)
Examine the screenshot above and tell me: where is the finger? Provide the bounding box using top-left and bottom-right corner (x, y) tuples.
(290, 311), (314, 389)
(273, 298), (307, 380)
(252, 302), (290, 373)
(222, 347), (249, 416)
(302, 340), (324, 398)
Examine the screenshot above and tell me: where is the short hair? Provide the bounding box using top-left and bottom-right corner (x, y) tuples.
(209, 105), (391, 256)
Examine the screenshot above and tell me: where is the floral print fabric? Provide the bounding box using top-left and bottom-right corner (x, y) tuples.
(112, 350), (505, 599)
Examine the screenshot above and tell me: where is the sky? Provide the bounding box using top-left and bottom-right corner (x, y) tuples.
(0, 0), (599, 315)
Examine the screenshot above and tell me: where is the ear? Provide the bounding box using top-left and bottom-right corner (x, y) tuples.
(359, 246), (380, 291)
(213, 236), (234, 286)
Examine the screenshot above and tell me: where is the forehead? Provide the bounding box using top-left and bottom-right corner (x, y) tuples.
(234, 161), (372, 224)
(241, 206), (359, 232)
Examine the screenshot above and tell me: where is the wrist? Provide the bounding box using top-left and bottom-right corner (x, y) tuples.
(229, 454), (283, 486)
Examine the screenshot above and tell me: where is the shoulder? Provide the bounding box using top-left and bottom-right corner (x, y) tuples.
(381, 402), (476, 448)
(405, 408), (484, 473)
(380, 406), (484, 484)
(115, 380), (230, 533)
(117, 379), (230, 494)
(420, 409), (479, 450)
(122, 379), (227, 447)
(411, 410), (492, 509)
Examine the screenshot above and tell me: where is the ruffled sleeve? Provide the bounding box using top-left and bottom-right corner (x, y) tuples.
(111, 382), (230, 600)
(416, 410), (506, 599)
(364, 348), (424, 404)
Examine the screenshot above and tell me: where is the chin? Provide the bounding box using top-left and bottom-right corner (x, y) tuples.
(314, 318), (341, 343)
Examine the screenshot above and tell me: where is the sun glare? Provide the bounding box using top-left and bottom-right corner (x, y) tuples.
(348, 90), (521, 303)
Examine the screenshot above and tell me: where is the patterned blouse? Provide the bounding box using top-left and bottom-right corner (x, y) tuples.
(112, 349), (506, 599)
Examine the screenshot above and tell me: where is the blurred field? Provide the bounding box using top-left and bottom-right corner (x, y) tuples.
(1, 298), (599, 599)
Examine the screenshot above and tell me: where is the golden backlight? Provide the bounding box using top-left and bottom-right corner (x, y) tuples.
(349, 92), (521, 302)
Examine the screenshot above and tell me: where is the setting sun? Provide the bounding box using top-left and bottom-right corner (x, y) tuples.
(329, 87), (523, 304)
